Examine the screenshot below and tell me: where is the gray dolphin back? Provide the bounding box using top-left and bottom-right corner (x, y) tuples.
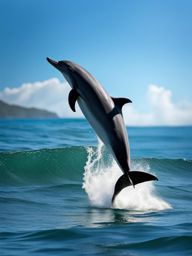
(47, 57), (158, 205)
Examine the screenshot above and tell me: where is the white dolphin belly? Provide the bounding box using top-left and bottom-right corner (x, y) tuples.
(77, 97), (130, 169)
(47, 57), (158, 204)
(77, 97), (110, 146)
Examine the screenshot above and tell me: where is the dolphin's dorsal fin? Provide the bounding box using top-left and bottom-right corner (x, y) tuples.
(112, 97), (132, 112)
(68, 89), (79, 112)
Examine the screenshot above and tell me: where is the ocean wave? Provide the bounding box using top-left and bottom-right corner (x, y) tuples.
(83, 142), (172, 211)
(0, 146), (191, 186)
(104, 235), (192, 253)
(1, 229), (191, 255)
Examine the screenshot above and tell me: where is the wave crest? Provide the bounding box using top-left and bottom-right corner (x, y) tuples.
(83, 141), (171, 211)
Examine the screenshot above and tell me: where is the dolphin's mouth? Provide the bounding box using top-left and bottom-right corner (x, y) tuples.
(47, 57), (70, 73)
(46, 57), (59, 68)
(47, 57), (65, 72)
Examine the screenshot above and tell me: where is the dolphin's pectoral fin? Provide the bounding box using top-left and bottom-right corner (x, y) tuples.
(112, 97), (132, 112)
(68, 89), (79, 112)
(111, 171), (158, 205)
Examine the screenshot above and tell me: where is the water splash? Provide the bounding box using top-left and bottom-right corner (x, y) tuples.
(82, 140), (171, 212)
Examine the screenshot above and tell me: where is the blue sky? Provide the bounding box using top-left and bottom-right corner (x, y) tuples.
(0, 0), (192, 123)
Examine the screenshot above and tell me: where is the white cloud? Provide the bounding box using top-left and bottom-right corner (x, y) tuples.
(0, 78), (83, 118)
(123, 84), (192, 126)
(0, 79), (191, 125)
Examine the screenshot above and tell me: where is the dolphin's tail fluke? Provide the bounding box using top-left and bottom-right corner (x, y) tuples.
(112, 171), (158, 204)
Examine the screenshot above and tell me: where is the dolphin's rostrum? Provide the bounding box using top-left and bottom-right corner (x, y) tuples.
(47, 57), (158, 204)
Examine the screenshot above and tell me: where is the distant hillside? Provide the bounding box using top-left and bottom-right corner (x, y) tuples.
(0, 100), (58, 118)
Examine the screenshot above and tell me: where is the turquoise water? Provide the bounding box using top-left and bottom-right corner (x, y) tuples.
(0, 119), (192, 255)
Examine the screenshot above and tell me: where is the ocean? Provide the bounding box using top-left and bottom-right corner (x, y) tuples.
(0, 119), (192, 255)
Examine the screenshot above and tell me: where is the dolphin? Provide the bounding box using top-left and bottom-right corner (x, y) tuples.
(47, 57), (158, 204)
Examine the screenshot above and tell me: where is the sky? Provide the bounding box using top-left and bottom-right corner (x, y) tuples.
(0, 0), (192, 125)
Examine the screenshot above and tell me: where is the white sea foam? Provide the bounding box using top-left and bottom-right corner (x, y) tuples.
(82, 140), (171, 212)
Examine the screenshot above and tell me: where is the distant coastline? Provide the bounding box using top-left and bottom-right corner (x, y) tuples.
(0, 99), (58, 119)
